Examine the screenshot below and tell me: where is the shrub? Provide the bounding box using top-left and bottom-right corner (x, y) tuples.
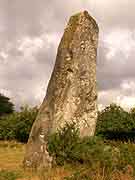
(14, 106), (38, 142)
(48, 123), (135, 178)
(0, 106), (38, 142)
(96, 104), (135, 141)
(48, 122), (80, 165)
(48, 123), (117, 168)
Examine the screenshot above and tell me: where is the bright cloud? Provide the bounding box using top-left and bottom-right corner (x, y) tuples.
(104, 29), (135, 60)
(0, 1), (135, 110)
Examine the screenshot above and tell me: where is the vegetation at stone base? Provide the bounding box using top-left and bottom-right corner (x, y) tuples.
(0, 93), (14, 117)
(1, 140), (135, 180)
(0, 106), (38, 142)
(48, 123), (135, 179)
(96, 103), (135, 141)
(48, 122), (80, 165)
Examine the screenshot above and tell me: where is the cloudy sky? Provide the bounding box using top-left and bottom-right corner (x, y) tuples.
(0, 0), (135, 110)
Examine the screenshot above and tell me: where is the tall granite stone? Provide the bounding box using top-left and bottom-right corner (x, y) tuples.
(23, 11), (99, 169)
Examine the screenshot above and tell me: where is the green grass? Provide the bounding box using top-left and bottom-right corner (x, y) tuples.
(0, 169), (22, 180)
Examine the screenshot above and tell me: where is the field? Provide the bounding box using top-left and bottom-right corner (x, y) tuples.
(0, 141), (74, 180)
(0, 141), (135, 180)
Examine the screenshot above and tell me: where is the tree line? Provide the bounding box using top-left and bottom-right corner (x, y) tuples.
(1, 93), (135, 142)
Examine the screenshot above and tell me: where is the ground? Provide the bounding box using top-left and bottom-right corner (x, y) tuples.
(0, 141), (134, 180)
(0, 141), (73, 180)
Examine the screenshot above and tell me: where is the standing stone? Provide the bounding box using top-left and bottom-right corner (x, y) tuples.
(23, 11), (99, 169)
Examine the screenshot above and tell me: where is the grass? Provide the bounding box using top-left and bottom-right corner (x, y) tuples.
(0, 141), (24, 170)
(0, 141), (74, 180)
(0, 140), (135, 180)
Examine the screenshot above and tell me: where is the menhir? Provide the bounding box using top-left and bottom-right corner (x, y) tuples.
(23, 11), (99, 169)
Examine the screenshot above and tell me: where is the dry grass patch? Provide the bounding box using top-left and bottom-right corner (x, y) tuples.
(0, 141), (73, 180)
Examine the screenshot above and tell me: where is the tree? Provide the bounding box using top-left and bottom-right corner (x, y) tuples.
(0, 106), (38, 142)
(96, 104), (135, 141)
(0, 93), (14, 117)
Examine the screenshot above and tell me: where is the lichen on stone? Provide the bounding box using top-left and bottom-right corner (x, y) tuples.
(24, 10), (99, 170)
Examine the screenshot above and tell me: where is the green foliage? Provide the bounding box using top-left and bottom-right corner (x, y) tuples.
(48, 122), (80, 165)
(96, 104), (133, 132)
(48, 123), (117, 168)
(96, 104), (135, 141)
(0, 106), (38, 142)
(118, 142), (135, 171)
(130, 107), (135, 129)
(48, 123), (135, 179)
(64, 142), (135, 179)
(0, 94), (14, 117)
(0, 169), (22, 180)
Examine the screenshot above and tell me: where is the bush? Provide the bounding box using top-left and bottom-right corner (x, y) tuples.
(96, 104), (135, 141)
(48, 123), (135, 177)
(0, 106), (38, 142)
(48, 123), (113, 167)
(48, 122), (80, 165)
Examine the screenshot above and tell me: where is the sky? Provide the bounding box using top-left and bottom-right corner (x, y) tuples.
(0, 0), (135, 110)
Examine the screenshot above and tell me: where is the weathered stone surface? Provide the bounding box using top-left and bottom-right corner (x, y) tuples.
(23, 11), (99, 169)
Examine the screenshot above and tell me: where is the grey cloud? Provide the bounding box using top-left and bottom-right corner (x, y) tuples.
(0, 0), (45, 39)
(97, 43), (135, 91)
(0, 0), (135, 109)
(0, 0), (135, 39)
